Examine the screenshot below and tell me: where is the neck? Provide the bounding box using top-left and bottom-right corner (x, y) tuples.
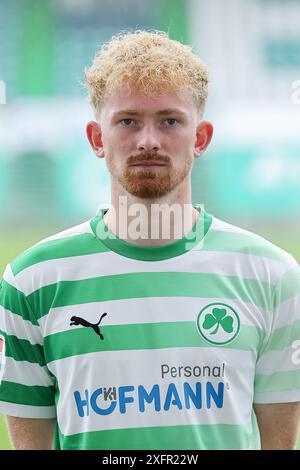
(103, 178), (199, 247)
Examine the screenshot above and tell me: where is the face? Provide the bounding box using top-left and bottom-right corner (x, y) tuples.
(87, 87), (212, 199)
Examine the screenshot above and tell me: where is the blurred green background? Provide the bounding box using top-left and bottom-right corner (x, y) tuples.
(0, 0), (299, 449)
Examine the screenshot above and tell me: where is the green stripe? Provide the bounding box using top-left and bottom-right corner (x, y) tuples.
(255, 370), (300, 393)
(0, 381), (55, 406)
(0, 330), (45, 366)
(0, 280), (38, 325)
(202, 230), (292, 263)
(261, 320), (300, 352)
(28, 272), (272, 319)
(56, 421), (259, 450)
(11, 233), (109, 276)
(44, 322), (262, 363)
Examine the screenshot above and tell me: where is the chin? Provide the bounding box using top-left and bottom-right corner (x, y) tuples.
(125, 183), (172, 199)
(120, 174), (174, 199)
(129, 189), (170, 199)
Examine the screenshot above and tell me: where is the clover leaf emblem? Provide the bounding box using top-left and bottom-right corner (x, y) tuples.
(202, 307), (234, 335)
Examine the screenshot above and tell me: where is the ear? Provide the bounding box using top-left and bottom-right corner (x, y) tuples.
(194, 121), (213, 157)
(86, 120), (105, 158)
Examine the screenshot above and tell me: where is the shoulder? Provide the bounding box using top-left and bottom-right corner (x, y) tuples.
(208, 214), (297, 270)
(7, 219), (95, 280)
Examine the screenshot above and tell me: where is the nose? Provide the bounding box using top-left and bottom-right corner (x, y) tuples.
(136, 123), (161, 152)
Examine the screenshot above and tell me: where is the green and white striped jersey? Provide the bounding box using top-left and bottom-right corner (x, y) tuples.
(0, 207), (299, 450)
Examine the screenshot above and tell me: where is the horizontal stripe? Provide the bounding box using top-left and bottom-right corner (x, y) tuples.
(2, 264), (18, 289)
(44, 322), (262, 363)
(39, 297), (269, 338)
(57, 422), (259, 450)
(0, 280), (38, 325)
(16, 249), (287, 297)
(27, 272), (273, 320)
(2, 356), (55, 387)
(208, 219), (298, 266)
(255, 369), (300, 393)
(273, 294), (300, 329)
(11, 233), (109, 276)
(50, 348), (255, 436)
(253, 389), (300, 404)
(261, 320), (300, 352)
(200, 227), (293, 263)
(0, 330), (46, 366)
(0, 401), (56, 418)
(0, 380), (55, 406)
(273, 266), (300, 305)
(35, 220), (92, 245)
(256, 346), (300, 375)
(0, 306), (42, 345)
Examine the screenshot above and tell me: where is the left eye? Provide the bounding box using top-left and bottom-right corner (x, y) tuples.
(165, 119), (177, 126)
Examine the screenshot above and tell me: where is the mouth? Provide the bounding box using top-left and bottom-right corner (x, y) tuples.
(130, 161), (167, 168)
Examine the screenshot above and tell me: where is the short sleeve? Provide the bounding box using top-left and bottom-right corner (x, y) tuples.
(0, 264), (56, 418)
(254, 255), (300, 404)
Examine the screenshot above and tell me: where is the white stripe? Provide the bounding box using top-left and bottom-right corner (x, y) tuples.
(16, 249), (286, 297)
(274, 294), (300, 329)
(39, 297), (269, 338)
(0, 401), (56, 418)
(0, 333), (5, 383)
(210, 216), (259, 235)
(254, 389), (300, 404)
(3, 265), (18, 289)
(34, 220), (92, 246)
(48, 347), (255, 436)
(0, 306), (43, 345)
(210, 217), (295, 264)
(2, 357), (55, 387)
(256, 346), (300, 375)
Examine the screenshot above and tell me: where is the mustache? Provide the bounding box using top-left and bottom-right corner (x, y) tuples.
(127, 153), (171, 165)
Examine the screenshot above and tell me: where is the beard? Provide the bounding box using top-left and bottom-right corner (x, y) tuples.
(107, 152), (193, 199)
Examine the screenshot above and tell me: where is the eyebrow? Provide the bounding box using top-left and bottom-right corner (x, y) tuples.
(111, 108), (188, 119)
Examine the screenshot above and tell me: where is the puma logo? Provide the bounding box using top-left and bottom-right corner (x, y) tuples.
(70, 313), (107, 340)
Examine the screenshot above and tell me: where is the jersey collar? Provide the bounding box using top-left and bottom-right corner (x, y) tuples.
(90, 205), (212, 261)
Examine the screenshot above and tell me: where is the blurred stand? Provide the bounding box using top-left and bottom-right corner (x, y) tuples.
(0, 0), (299, 256)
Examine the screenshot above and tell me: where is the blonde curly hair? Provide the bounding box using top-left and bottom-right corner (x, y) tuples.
(85, 30), (209, 117)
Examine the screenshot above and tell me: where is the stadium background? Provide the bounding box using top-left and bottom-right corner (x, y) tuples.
(0, 0), (299, 449)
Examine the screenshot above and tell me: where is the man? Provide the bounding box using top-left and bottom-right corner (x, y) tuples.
(0, 30), (300, 450)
